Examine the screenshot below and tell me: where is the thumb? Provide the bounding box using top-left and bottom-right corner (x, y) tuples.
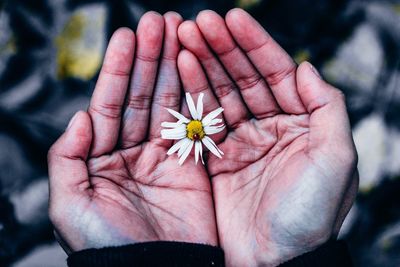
(48, 111), (93, 199)
(296, 62), (357, 163)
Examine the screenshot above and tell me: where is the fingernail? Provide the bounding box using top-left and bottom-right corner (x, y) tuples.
(308, 62), (321, 79)
(67, 113), (79, 130)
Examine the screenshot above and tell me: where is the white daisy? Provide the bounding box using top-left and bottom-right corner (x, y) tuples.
(161, 93), (225, 165)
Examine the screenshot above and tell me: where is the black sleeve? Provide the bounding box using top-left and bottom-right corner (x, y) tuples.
(279, 239), (353, 267)
(67, 241), (225, 267)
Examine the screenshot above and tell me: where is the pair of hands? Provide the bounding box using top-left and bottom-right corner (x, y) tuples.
(48, 9), (358, 266)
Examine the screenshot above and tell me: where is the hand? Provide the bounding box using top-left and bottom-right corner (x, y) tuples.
(47, 12), (218, 252)
(178, 9), (358, 266)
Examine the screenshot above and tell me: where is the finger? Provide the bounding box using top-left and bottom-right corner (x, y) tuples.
(48, 111), (92, 200)
(225, 8), (306, 114)
(88, 28), (135, 157)
(178, 20), (249, 128)
(298, 62), (358, 239)
(177, 50), (227, 143)
(121, 12), (164, 148)
(149, 12), (182, 147)
(296, 62), (356, 157)
(196, 10), (281, 119)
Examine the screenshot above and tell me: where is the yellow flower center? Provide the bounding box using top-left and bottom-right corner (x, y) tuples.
(186, 120), (205, 141)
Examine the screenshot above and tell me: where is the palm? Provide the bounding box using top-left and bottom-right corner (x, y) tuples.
(178, 9), (358, 266)
(66, 142), (215, 248)
(210, 114), (336, 264)
(48, 12), (217, 252)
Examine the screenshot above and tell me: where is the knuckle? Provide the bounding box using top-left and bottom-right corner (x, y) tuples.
(217, 46), (238, 58)
(236, 74), (263, 91)
(188, 84), (209, 94)
(126, 95), (152, 110)
(213, 82), (235, 98)
(89, 103), (122, 119)
(136, 54), (159, 63)
(153, 92), (180, 108)
(246, 38), (271, 54)
(265, 65), (296, 86)
(102, 66), (130, 77)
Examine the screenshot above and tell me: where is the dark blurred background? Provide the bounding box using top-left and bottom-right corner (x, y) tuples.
(0, 0), (399, 266)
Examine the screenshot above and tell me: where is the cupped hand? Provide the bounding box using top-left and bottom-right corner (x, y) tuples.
(48, 12), (218, 252)
(178, 8), (358, 266)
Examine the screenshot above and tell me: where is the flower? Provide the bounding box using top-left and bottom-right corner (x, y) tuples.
(161, 93), (225, 165)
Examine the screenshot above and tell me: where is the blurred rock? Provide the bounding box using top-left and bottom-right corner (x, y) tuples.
(339, 204), (359, 238)
(0, 13), (16, 75)
(362, 222), (400, 267)
(126, 1), (146, 24)
(354, 113), (400, 192)
(366, 2), (400, 45)
(55, 4), (106, 80)
(0, 134), (35, 195)
(376, 222), (400, 257)
(236, 0), (261, 9)
(323, 23), (383, 93)
(0, 71), (43, 111)
(10, 178), (48, 224)
(353, 114), (386, 192)
(12, 243), (67, 267)
(385, 127), (400, 177)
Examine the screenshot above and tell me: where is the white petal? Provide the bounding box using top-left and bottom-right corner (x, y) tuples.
(178, 138), (191, 157)
(204, 135), (224, 155)
(179, 140), (194, 165)
(161, 125), (186, 135)
(199, 141), (204, 164)
(161, 122), (184, 128)
(186, 93), (199, 120)
(202, 136), (223, 158)
(202, 107), (224, 126)
(162, 135), (186, 140)
(166, 108), (190, 123)
(209, 118), (222, 126)
(161, 126), (187, 140)
(197, 93), (204, 120)
(167, 138), (187, 155)
(204, 125), (226, 135)
(195, 141), (200, 164)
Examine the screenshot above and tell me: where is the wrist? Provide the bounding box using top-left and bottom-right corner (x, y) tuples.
(254, 235), (331, 266)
